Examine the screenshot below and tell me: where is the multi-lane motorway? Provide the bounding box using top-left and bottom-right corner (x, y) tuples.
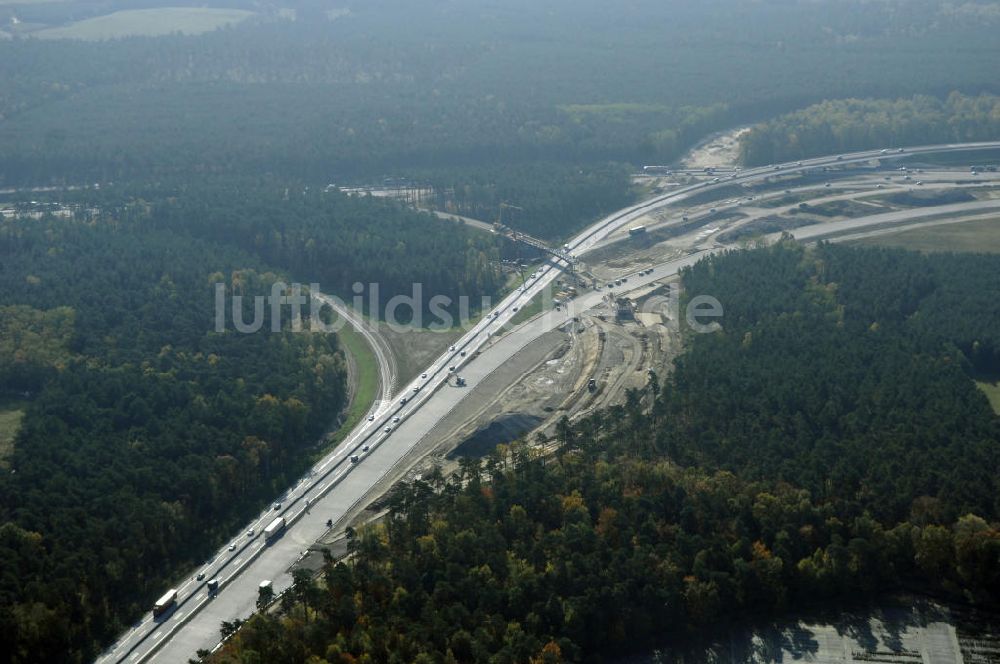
(98, 140), (1000, 663)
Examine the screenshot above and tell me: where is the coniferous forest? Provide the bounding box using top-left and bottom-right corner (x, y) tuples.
(739, 93), (1000, 166)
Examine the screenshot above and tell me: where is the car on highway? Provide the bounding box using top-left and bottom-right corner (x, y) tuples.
(460, 350), (467, 357)
(367, 415), (374, 421)
(448, 365), (455, 372)
(350, 455), (359, 463)
(450, 345), (456, 351)
(228, 542), (237, 551)
(384, 426), (391, 433)
(412, 386), (419, 393)
(196, 572), (205, 581)
(362, 445), (369, 452)
(392, 416), (400, 423)
(400, 396), (408, 404)
(512, 306), (518, 312)
(824, 182), (831, 187)
(247, 528), (254, 537)
(421, 373), (427, 379)
(273, 502), (281, 510)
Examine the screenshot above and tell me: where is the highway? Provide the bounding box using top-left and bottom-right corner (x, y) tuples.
(97, 140), (1000, 664)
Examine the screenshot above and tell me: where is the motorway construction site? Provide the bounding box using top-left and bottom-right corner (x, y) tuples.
(324, 144), (1000, 545)
(109, 140), (1000, 664)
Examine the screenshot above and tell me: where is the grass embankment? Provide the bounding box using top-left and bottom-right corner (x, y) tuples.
(321, 318), (379, 452)
(855, 217), (1000, 253)
(977, 381), (1000, 415)
(507, 291), (548, 327)
(0, 398), (27, 469)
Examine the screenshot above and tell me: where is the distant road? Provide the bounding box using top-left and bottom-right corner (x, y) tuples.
(430, 210), (496, 233)
(788, 199), (1000, 242)
(98, 139), (1000, 664)
(313, 293), (397, 407)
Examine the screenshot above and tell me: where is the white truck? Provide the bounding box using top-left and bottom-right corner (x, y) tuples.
(153, 588), (177, 616)
(263, 516), (285, 542)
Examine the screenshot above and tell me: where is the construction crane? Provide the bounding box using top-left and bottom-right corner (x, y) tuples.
(494, 201), (523, 234)
(494, 202), (529, 285)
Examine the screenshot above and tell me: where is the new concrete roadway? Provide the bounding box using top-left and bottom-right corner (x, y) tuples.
(97, 140), (1000, 664)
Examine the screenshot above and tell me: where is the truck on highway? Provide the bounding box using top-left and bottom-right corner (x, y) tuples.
(206, 578), (220, 595)
(153, 588), (178, 616)
(263, 516), (285, 542)
(628, 225), (647, 237)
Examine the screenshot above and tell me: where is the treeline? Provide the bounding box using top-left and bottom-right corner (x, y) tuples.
(0, 215), (347, 662)
(423, 163), (634, 241)
(739, 93), (1000, 165)
(3, 0), (1000, 185)
(211, 241), (999, 663)
(140, 181), (503, 318)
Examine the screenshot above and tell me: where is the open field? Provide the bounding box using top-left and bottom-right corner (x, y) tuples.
(381, 323), (465, 386)
(0, 398), (26, 469)
(854, 216), (1000, 253)
(977, 380), (1000, 415)
(34, 8), (254, 40)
